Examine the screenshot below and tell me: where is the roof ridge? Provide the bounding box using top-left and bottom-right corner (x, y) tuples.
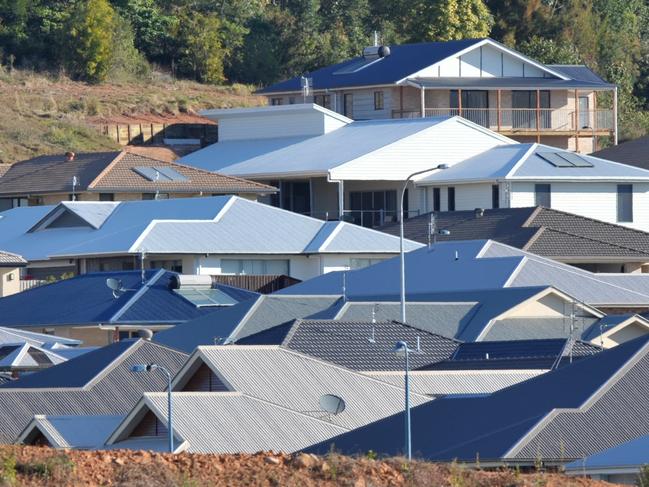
(87, 151), (127, 189)
(534, 207), (649, 240)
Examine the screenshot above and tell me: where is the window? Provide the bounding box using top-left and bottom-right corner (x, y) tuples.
(512, 91), (550, 129)
(288, 96), (296, 105)
(314, 94), (331, 109)
(99, 193), (114, 201)
(270, 98), (283, 106)
(349, 190), (398, 227)
(447, 187), (455, 211)
(374, 91), (384, 110)
(343, 94), (353, 118)
(492, 185), (500, 209)
(450, 90), (489, 126)
(221, 259), (290, 276)
(149, 259), (182, 273)
(350, 258), (385, 270)
(617, 184), (633, 222)
(280, 181), (311, 215)
(142, 193), (169, 200)
(433, 188), (441, 212)
(535, 184), (551, 207)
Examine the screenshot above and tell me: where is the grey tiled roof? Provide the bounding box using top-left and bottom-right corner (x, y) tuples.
(239, 319), (458, 371)
(592, 136), (649, 170)
(380, 207), (649, 260)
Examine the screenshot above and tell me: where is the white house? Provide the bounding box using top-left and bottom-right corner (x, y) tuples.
(180, 103), (513, 227)
(415, 143), (649, 231)
(0, 196), (421, 281)
(257, 38), (617, 154)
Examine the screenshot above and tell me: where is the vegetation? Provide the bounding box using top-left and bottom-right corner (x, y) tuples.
(0, 0), (649, 139)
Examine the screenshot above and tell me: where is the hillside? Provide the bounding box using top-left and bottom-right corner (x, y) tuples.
(0, 70), (263, 165)
(0, 446), (622, 486)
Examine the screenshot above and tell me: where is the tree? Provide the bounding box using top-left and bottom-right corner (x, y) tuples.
(173, 12), (226, 84)
(66, 0), (115, 83)
(420, 0), (493, 41)
(108, 13), (151, 82)
(518, 36), (581, 64)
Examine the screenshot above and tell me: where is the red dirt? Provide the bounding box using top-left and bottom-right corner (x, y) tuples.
(0, 446), (622, 487)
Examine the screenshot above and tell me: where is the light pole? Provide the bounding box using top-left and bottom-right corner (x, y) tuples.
(400, 166), (447, 323)
(131, 363), (174, 453)
(393, 341), (412, 460)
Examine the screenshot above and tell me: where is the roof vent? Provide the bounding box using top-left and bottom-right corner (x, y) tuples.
(138, 329), (153, 341)
(363, 45), (391, 60)
(65, 151), (75, 162)
(475, 208), (484, 218)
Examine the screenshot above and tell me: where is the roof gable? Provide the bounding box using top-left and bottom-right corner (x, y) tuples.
(29, 202), (120, 232)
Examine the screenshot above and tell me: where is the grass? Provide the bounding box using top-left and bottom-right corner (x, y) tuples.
(0, 68), (263, 164)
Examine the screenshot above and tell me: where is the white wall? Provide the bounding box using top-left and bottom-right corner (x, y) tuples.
(413, 44), (549, 79)
(348, 88), (393, 120)
(509, 181), (649, 231)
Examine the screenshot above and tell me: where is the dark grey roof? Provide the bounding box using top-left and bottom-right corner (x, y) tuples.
(0, 339), (187, 443)
(591, 137), (649, 170)
(380, 207), (649, 260)
(547, 65), (610, 84)
(237, 319), (458, 371)
(421, 338), (600, 370)
(306, 335), (649, 463)
(153, 295), (342, 353)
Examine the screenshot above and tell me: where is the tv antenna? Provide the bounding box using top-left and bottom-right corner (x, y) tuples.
(301, 76), (313, 102)
(319, 394), (346, 419)
(71, 176), (79, 201)
(342, 272), (347, 302)
(105, 278), (135, 299)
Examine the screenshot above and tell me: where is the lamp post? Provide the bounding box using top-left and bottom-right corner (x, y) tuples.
(131, 363), (174, 453)
(400, 166), (447, 323)
(393, 340), (412, 460)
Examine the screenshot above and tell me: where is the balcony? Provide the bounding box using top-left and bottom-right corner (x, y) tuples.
(393, 108), (615, 137)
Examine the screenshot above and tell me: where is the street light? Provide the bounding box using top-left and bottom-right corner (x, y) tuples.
(400, 165), (447, 323)
(393, 340), (412, 460)
(131, 363), (174, 453)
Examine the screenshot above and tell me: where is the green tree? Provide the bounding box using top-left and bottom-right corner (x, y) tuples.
(66, 0), (115, 83)
(173, 12), (226, 84)
(420, 0), (493, 41)
(518, 36), (581, 64)
(108, 13), (151, 82)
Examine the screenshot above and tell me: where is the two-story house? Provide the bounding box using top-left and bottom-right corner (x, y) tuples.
(257, 38), (617, 154)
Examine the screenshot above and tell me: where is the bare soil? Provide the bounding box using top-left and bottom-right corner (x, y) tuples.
(0, 446), (622, 487)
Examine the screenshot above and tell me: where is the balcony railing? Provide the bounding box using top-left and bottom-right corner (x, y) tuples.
(20, 279), (47, 292)
(393, 108), (614, 133)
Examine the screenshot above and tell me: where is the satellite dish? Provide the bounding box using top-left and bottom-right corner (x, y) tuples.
(319, 394), (346, 416)
(105, 277), (136, 298)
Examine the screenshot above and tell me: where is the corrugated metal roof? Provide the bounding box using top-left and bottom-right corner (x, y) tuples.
(153, 295), (341, 352)
(0, 339), (187, 443)
(180, 117), (448, 177)
(548, 65), (610, 84)
(305, 335), (649, 463)
(591, 136), (649, 170)
(0, 270), (215, 328)
(17, 414), (123, 448)
(0, 250), (26, 267)
(564, 434), (649, 472)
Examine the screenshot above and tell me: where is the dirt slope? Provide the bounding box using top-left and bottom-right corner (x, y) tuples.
(0, 446), (622, 487)
(0, 70), (263, 164)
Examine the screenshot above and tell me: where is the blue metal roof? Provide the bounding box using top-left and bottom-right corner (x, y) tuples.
(305, 335), (649, 461)
(0, 270), (215, 328)
(564, 434), (649, 471)
(0, 339), (138, 389)
(258, 39), (484, 94)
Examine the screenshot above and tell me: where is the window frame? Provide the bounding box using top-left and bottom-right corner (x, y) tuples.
(617, 184), (633, 222)
(534, 183), (551, 207)
(447, 187), (456, 211)
(374, 91), (384, 111)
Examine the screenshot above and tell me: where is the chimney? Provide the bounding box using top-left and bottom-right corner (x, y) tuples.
(65, 151), (76, 161)
(474, 208), (484, 218)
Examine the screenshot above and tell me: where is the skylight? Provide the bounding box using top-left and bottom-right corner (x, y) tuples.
(133, 166), (188, 182)
(538, 152), (594, 168)
(174, 288), (238, 307)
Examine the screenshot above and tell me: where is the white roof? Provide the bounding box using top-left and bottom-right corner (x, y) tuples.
(180, 116), (513, 180)
(0, 196), (420, 261)
(417, 143), (649, 185)
(0, 343), (67, 370)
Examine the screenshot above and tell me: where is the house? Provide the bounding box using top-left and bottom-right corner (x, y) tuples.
(0, 196), (420, 280)
(0, 339), (187, 444)
(412, 143), (649, 232)
(105, 345), (431, 453)
(380, 206), (649, 273)
(279, 240), (649, 339)
(591, 135), (649, 170)
(0, 148), (276, 210)
(306, 335), (649, 466)
(0, 251), (26, 297)
(564, 434), (649, 484)
(257, 38), (617, 154)
(180, 104), (513, 226)
(0, 270), (246, 346)
(16, 415), (124, 449)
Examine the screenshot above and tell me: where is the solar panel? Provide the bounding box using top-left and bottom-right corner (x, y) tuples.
(333, 57), (383, 75)
(537, 152), (574, 167)
(155, 166), (188, 182)
(175, 288), (238, 307)
(558, 152), (594, 167)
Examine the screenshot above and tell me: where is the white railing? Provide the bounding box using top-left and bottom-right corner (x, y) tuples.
(20, 279), (47, 292)
(393, 108), (614, 132)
